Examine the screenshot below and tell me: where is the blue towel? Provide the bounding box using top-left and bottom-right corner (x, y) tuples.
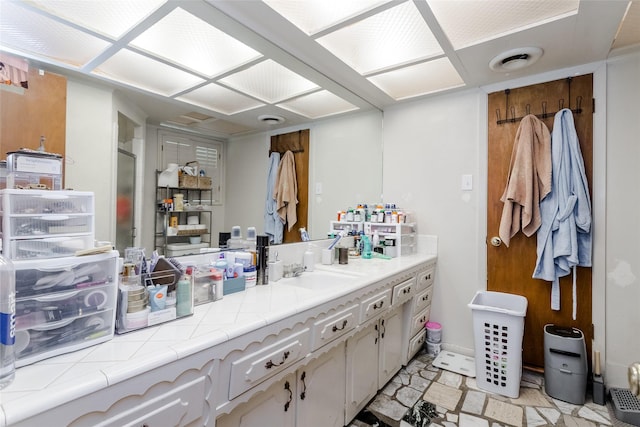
(264, 152), (284, 244)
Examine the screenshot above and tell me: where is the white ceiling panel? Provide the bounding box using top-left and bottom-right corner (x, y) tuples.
(219, 59), (319, 104)
(130, 7), (262, 78)
(426, 0), (580, 50)
(262, 0), (391, 35)
(277, 90), (358, 119)
(316, 1), (443, 75)
(25, 0), (166, 39)
(177, 83), (265, 115)
(368, 57), (464, 100)
(0, 1), (110, 67)
(92, 48), (204, 96)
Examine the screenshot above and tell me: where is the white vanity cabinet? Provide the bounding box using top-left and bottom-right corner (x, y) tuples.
(216, 373), (297, 427)
(217, 342), (346, 427)
(405, 262), (436, 362)
(345, 303), (404, 423)
(10, 350), (216, 427)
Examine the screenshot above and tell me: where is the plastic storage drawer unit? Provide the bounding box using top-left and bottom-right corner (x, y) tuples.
(543, 324), (587, 405)
(0, 189), (95, 259)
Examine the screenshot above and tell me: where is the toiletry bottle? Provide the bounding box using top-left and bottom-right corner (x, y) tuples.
(362, 235), (372, 259)
(304, 244), (315, 272)
(256, 235), (270, 285)
(212, 270), (224, 300)
(372, 230), (380, 248)
(0, 244), (16, 389)
(176, 274), (192, 317)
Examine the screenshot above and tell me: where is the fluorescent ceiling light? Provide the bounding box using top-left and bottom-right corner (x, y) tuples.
(426, 0), (580, 50)
(26, 0), (166, 39)
(92, 49), (204, 97)
(316, 1), (443, 75)
(0, 2), (110, 67)
(177, 83), (265, 115)
(219, 59), (319, 104)
(130, 7), (262, 78)
(368, 58), (464, 100)
(277, 90), (358, 119)
(263, 0), (391, 35)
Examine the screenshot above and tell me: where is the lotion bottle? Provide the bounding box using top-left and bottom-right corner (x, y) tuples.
(303, 244), (315, 272)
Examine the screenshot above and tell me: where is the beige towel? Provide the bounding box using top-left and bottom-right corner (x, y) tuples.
(499, 114), (552, 247)
(274, 150), (298, 231)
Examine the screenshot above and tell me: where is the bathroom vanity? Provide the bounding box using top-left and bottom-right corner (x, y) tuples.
(0, 243), (437, 427)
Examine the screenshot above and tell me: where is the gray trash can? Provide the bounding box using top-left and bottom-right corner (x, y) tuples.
(543, 324), (587, 405)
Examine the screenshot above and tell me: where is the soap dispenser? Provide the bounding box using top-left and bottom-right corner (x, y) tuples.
(303, 244), (315, 272)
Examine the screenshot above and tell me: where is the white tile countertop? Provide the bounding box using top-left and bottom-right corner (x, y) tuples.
(0, 238), (437, 426)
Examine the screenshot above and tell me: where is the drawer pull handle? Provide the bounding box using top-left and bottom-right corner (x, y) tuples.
(332, 320), (348, 332)
(284, 381), (292, 411)
(265, 351), (290, 369)
(422, 295), (429, 301)
(373, 301), (384, 310)
(300, 371), (307, 400)
(403, 287), (411, 294)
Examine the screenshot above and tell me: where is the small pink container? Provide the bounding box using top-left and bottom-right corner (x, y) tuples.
(426, 321), (442, 343)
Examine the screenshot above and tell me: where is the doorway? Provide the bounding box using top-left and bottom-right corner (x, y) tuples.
(116, 149), (136, 255)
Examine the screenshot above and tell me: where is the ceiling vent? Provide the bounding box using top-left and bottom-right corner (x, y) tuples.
(489, 47), (543, 72)
(258, 114), (285, 124)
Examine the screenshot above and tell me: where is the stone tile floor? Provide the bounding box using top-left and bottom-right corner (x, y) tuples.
(350, 350), (635, 427)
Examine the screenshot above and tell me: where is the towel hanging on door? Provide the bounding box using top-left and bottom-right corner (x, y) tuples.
(498, 114), (552, 247)
(533, 108), (592, 320)
(264, 151), (283, 244)
(274, 150), (298, 231)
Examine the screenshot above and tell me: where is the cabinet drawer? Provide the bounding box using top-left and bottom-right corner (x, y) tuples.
(408, 329), (427, 360)
(9, 235), (94, 260)
(6, 214), (93, 238)
(1, 189), (94, 215)
(416, 267), (435, 291)
(229, 328), (310, 399)
(311, 305), (358, 351)
(410, 305), (431, 338)
(413, 286), (433, 313)
(392, 278), (416, 306)
(359, 289), (391, 324)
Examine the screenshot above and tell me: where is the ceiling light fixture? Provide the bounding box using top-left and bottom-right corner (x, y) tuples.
(489, 47), (543, 72)
(258, 114), (285, 124)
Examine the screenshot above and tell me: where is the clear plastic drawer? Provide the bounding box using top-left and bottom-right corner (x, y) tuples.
(8, 214), (93, 237)
(9, 235), (94, 260)
(1, 189), (94, 215)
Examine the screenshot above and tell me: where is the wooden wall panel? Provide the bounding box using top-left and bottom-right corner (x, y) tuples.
(0, 67), (66, 159)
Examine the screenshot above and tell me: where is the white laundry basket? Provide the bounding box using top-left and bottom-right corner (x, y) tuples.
(468, 291), (528, 398)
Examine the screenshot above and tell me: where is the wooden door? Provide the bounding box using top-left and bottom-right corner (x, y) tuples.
(270, 129), (309, 243)
(487, 74), (593, 370)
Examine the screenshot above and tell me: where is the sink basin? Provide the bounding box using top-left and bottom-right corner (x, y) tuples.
(278, 269), (363, 291)
(315, 257), (391, 277)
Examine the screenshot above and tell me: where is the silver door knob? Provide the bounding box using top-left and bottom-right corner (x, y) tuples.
(490, 236), (502, 247)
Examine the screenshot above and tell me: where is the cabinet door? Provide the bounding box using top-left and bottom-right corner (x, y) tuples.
(378, 305), (404, 386)
(216, 374), (296, 427)
(345, 322), (379, 423)
(296, 342), (346, 427)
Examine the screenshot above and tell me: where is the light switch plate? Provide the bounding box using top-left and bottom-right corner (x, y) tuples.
(461, 174), (473, 191)
(315, 183), (322, 195)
